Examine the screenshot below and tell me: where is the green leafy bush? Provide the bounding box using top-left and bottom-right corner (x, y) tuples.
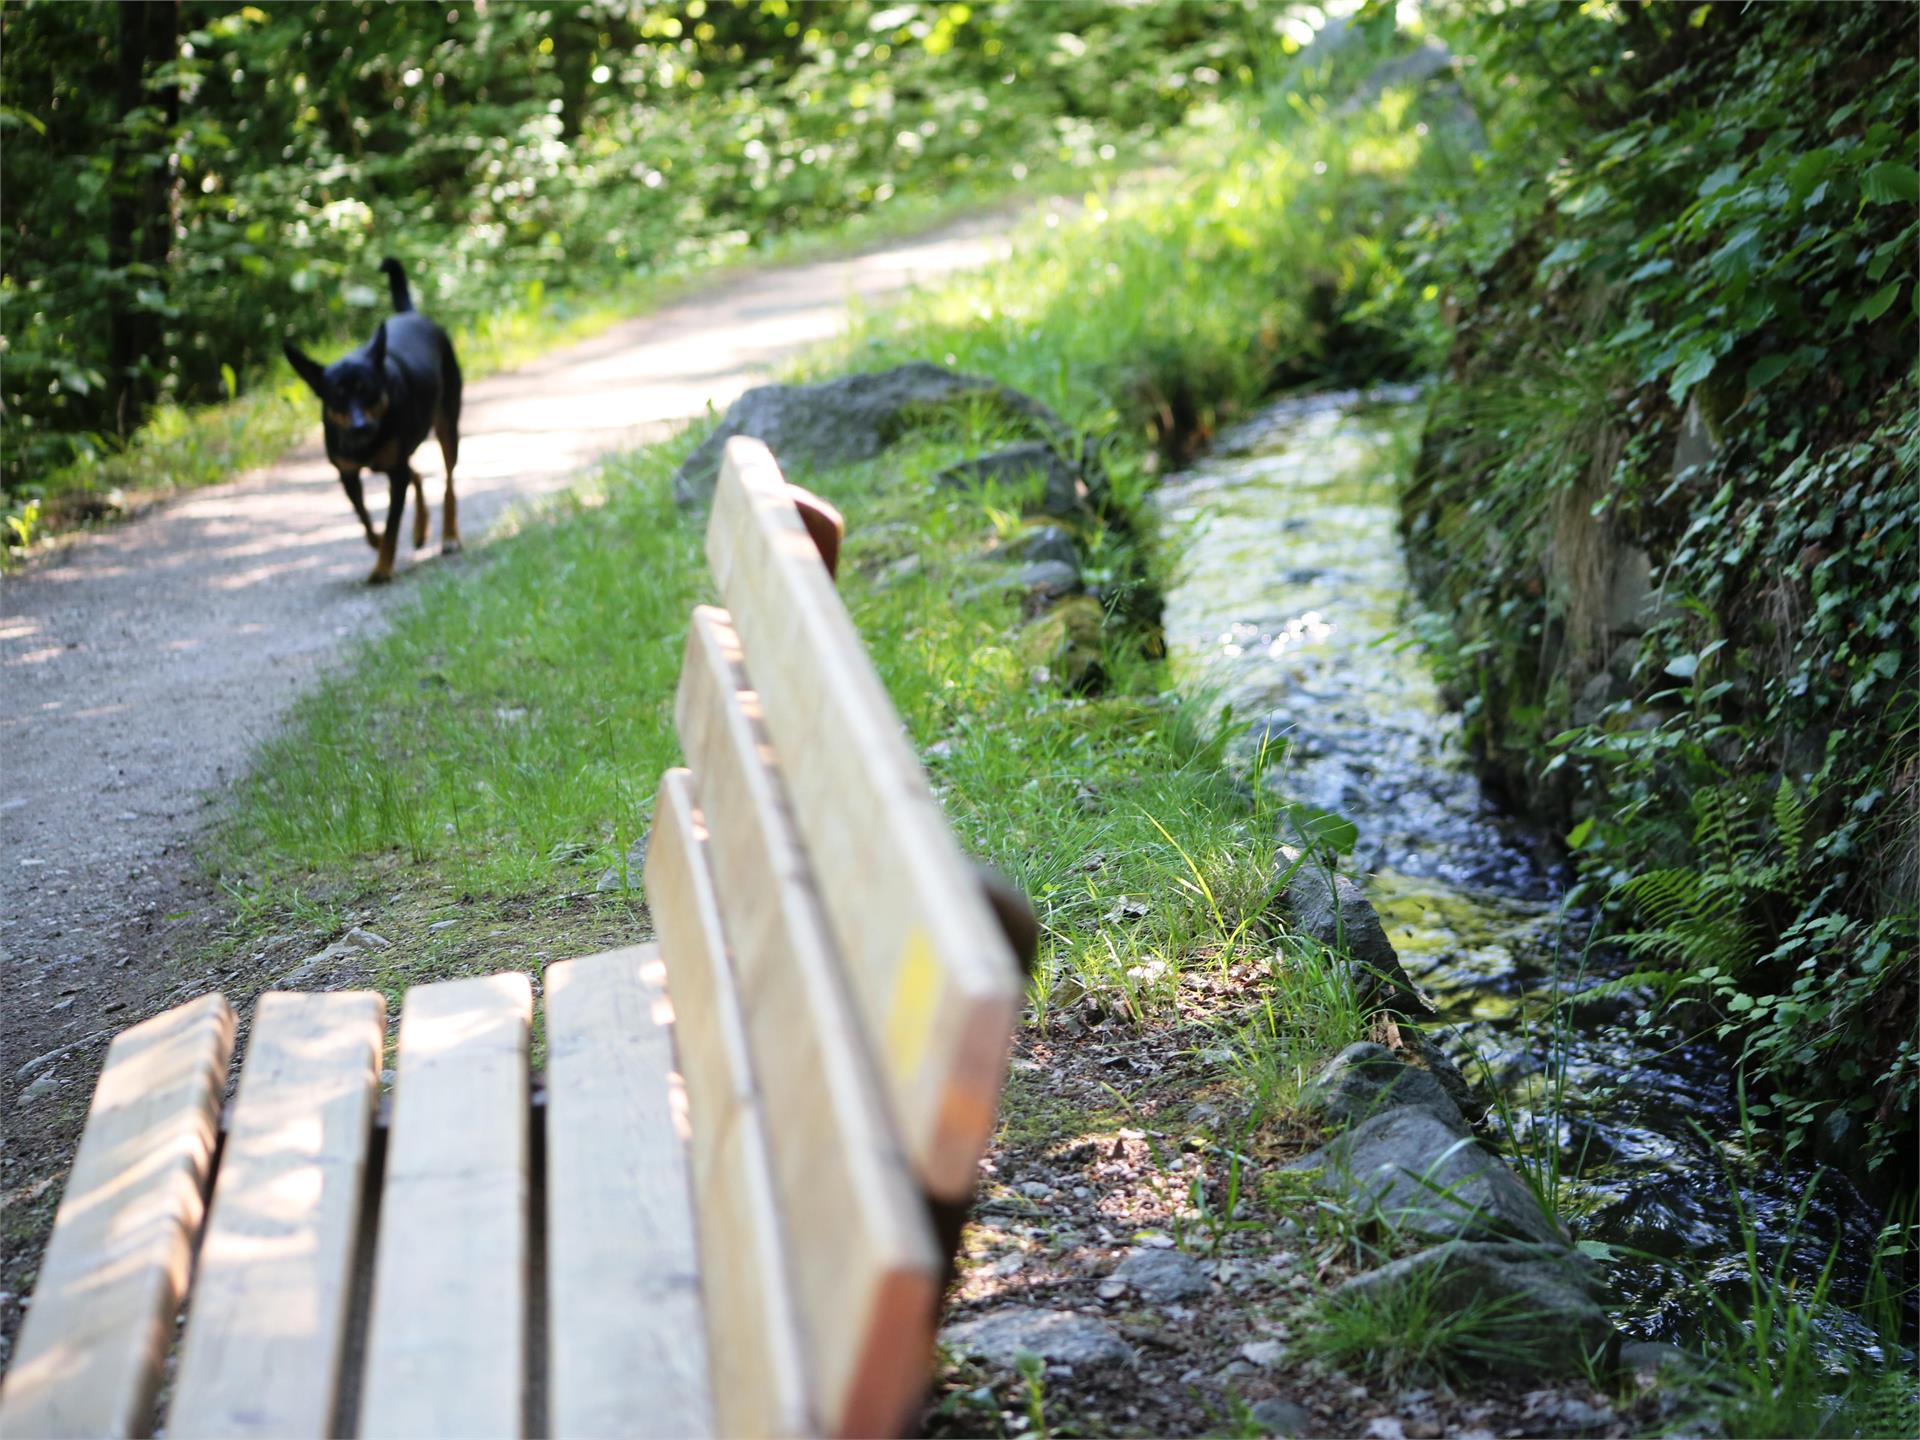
(1401, 2), (1917, 1173)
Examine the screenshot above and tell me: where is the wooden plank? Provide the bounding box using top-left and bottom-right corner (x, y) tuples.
(543, 945), (711, 1440)
(357, 973), (531, 1440)
(0, 994), (234, 1440)
(674, 606), (940, 1439)
(706, 436), (1021, 1199)
(169, 991), (385, 1439)
(647, 768), (815, 1439)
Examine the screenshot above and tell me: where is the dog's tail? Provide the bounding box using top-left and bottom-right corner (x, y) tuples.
(378, 257), (413, 313)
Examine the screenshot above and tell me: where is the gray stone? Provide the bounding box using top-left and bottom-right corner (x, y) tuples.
(937, 442), (1093, 519)
(15, 1071), (61, 1108)
(1001, 524), (1080, 570)
(966, 558), (1084, 603)
(1618, 1340), (1691, 1377)
(1572, 670), (1618, 726)
(941, 1306), (1136, 1372)
(1305, 1042), (1465, 1129)
(279, 924), (390, 989)
(1605, 546), (1679, 636)
(1113, 1247), (1210, 1303)
(1274, 847), (1437, 1018)
(1294, 1107), (1564, 1247)
(672, 362), (1072, 504)
(595, 827), (652, 893)
(1249, 1397), (1313, 1437)
(1239, 1339), (1288, 1368)
(1338, 1241), (1611, 1378)
(1670, 395), (1720, 482)
(1391, 1027), (1480, 1122)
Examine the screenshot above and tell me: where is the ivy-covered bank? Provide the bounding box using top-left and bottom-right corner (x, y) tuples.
(1402, 3), (1916, 1177)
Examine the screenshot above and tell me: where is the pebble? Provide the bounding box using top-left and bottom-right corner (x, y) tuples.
(1240, 1339), (1288, 1368)
(1249, 1398), (1311, 1437)
(428, 919), (459, 931)
(1135, 1230), (1175, 1249)
(1016, 1180), (1052, 1200)
(1114, 1247), (1210, 1303)
(941, 1307), (1136, 1372)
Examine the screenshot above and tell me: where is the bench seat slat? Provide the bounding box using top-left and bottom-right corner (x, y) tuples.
(357, 973), (532, 1440)
(544, 945), (712, 1440)
(707, 437), (1021, 1200)
(649, 768), (815, 1440)
(168, 990), (386, 1439)
(0, 994), (234, 1440)
(675, 605), (940, 1439)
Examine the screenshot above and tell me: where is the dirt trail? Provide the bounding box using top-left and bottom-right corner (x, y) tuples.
(0, 216), (1015, 1224)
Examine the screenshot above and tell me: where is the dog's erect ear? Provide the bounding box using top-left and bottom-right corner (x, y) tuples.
(370, 321), (388, 372)
(284, 342), (328, 398)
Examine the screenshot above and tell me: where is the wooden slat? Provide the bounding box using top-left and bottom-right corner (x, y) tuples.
(169, 991), (385, 1439)
(543, 945), (711, 1440)
(0, 994), (234, 1440)
(674, 606), (940, 1439)
(706, 436), (1020, 1199)
(357, 973), (531, 1440)
(647, 768), (815, 1440)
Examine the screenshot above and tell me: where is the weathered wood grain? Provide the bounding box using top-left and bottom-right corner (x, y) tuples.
(675, 604), (940, 1437)
(544, 944), (712, 1439)
(0, 994), (234, 1440)
(648, 767), (815, 1438)
(706, 436), (1020, 1200)
(358, 973), (531, 1440)
(169, 990), (385, 1439)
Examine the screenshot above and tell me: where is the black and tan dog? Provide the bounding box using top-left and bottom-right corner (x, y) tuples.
(285, 258), (462, 583)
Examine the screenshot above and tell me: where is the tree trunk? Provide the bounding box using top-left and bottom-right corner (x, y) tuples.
(107, 0), (179, 439)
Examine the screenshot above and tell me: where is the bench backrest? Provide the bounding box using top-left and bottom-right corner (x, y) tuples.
(646, 437), (1024, 1437)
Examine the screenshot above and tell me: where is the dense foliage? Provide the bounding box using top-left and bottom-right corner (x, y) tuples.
(1, 0), (1285, 497)
(1401, 1), (1917, 1175)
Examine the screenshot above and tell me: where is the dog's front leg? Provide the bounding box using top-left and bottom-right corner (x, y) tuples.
(338, 465), (378, 549)
(370, 468), (408, 584)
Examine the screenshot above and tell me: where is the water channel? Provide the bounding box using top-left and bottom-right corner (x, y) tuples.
(1153, 389), (1895, 1360)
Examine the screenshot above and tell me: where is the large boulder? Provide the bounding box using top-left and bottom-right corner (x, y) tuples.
(1293, 1105), (1564, 1247)
(672, 361), (1073, 504)
(1274, 847), (1437, 1018)
(1303, 1041), (1465, 1130)
(1335, 1240), (1613, 1377)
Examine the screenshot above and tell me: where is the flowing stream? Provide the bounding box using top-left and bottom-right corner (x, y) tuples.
(1153, 390), (1893, 1358)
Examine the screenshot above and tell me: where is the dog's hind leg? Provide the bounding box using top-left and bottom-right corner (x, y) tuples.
(434, 408), (461, 554)
(370, 468), (409, 584)
(411, 470), (429, 549)
(338, 465), (378, 550)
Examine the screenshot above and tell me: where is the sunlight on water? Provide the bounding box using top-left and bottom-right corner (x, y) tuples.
(1155, 388), (1892, 1352)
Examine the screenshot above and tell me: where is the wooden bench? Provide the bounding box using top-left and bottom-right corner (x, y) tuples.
(0, 438), (1028, 1440)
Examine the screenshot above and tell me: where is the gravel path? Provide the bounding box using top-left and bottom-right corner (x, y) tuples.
(0, 216), (1016, 1267)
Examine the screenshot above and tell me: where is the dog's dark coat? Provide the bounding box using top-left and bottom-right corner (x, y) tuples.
(285, 259), (463, 582)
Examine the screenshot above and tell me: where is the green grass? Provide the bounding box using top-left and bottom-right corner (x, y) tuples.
(1299, 1258), (1564, 1388)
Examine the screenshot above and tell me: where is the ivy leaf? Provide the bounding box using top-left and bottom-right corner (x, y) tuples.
(1860, 160), (1919, 205)
(1667, 345), (1718, 403)
(1850, 281), (1901, 324)
(1664, 653), (1700, 679)
(1786, 148), (1836, 207)
(1746, 353), (1793, 390)
(1697, 161), (1742, 198)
